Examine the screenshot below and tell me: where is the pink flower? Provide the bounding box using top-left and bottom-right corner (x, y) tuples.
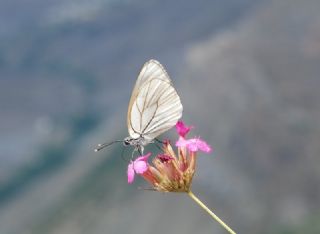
(128, 121), (212, 192)
(127, 153), (151, 183)
(176, 121), (193, 138)
(176, 137), (212, 153)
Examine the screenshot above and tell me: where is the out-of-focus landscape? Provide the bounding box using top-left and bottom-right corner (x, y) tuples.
(1, 0), (320, 233)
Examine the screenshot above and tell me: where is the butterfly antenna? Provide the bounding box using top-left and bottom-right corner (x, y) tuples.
(94, 140), (123, 152)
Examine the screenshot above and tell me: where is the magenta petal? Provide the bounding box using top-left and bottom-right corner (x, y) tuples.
(132, 152), (151, 174)
(135, 152), (151, 162)
(186, 138), (212, 153)
(175, 137), (188, 148)
(127, 153), (151, 184)
(197, 139), (212, 153)
(187, 140), (199, 152)
(133, 160), (148, 174)
(176, 121), (193, 137)
(127, 162), (135, 184)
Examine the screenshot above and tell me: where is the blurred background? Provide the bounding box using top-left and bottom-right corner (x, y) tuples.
(1, 0), (320, 233)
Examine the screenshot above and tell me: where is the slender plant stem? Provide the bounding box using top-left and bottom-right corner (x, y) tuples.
(187, 190), (236, 234)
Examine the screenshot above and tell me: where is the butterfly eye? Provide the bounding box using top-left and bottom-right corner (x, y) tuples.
(123, 138), (131, 146)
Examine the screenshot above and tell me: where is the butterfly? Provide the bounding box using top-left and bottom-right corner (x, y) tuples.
(95, 59), (183, 154)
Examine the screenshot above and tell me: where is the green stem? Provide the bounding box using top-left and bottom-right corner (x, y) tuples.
(187, 190), (236, 234)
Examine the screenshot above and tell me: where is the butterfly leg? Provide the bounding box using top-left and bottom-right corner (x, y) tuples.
(155, 138), (165, 144)
(137, 145), (144, 156)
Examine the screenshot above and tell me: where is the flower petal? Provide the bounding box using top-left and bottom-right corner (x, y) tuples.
(197, 140), (212, 153)
(133, 160), (148, 174)
(176, 121), (193, 137)
(128, 153), (152, 184)
(135, 152), (151, 162)
(127, 162), (135, 184)
(175, 137), (188, 148)
(186, 138), (212, 153)
(132, 152), (151, 174)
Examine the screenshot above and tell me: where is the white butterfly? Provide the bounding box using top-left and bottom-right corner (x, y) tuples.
(95, 59), (183, 154)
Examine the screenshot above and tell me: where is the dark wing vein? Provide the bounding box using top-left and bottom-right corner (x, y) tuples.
(141, 102), (159, 134)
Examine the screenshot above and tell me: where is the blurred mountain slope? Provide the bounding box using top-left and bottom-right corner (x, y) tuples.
(0, 1), (263, 234)
(181, 0), (320, 233)
(0, 0), (258, 173)
(1, 0), (320, 234)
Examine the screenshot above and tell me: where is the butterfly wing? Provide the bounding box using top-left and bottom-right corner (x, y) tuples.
(127, 60), (183, 141)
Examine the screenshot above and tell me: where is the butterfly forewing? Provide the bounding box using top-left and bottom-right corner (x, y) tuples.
(127, 60), (183, 141)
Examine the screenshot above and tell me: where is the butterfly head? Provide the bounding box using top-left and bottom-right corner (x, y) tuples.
(123, 137), (132, 146)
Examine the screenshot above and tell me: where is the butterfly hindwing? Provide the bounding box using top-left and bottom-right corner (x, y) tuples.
(127, 60), (183, 141)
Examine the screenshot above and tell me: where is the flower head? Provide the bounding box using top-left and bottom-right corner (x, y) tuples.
(128, 121), (212, 192)
(176, 121), (193, 138)
(124, 122), (236, 234)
